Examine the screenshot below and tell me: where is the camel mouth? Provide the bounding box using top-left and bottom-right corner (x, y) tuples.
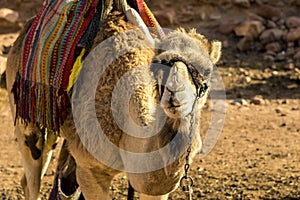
(162, 104), (189, 118)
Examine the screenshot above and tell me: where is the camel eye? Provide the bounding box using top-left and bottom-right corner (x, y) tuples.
(204, 69), (211, 77)
(152, 59), (161, 64)
(161, 59), (170, 65)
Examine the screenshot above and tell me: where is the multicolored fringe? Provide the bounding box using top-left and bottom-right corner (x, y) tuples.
(13, 0), (100, 131)
(135, 0), (166, 40)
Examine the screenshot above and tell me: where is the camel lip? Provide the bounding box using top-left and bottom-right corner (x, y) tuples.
(167, 102), (188, 109)
(161, 104), (181, 110)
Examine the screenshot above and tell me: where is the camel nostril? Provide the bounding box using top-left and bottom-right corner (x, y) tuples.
(168, 91), (181, 107)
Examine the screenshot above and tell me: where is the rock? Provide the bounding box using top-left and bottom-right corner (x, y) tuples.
(286, 27), (300, 42)
(287, 84), (298, 89)
(250, 95), (265, 105)
(275, 107), (282, 114)
(238, 68), (250, 76)
(256, 5), (284, 20)
(233, 0), (251, 8)
(238, 76), (252, 83)
(284, 63), (294, 70)
(246, 12), (265, 22)
(294, 51), (300, 60)
(0, 8), (19, 23)
(237, 36), (253, 51)
(0, 55), (7, 75)
(231, 99), (248, 106)
(259, 28), (286, 43)
(214, 0), (233, 7)
(266, 20), (277, 29)
(263, 54), (275, 61)
(265, 42), (282, 52)
(219, 20), (239, 35)
(265, 50), (277, 57)
(272, 70), (279, 76)
(287, 42), (294, 47)
(222, 40), (229, 48)
(209, 14), (222, 20)
(275, 52), (286, 61)
(295, 1), (300, 6)
(286, 47), (295, 58)
(286, 16), (300, 29)
(234, 20), (265, 38)
(0, 8), (20, 32)
(153, 10), (176, 26)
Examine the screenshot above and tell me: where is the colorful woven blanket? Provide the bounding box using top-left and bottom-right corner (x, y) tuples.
(13, 0), (100, 131)
(13, 0), (164, 131)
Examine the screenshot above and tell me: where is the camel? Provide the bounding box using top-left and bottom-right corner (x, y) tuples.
(6, 0), (221, 199)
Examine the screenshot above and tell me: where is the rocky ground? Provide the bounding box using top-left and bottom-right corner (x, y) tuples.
(0, 0), (300, 199)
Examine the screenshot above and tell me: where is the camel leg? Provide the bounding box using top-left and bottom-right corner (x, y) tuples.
(139, 193), (169, 200)
(76, 165), (114, 200)
(49, 140), (83, 200)
(41, 129), (60, 179)
(15, 123), (43, 200)
(15, 123), (59, 200)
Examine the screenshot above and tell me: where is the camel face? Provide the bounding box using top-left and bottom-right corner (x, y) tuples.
(160, 61), (197, 118)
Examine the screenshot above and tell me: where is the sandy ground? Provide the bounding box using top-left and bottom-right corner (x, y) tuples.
(0, 0), (299, 199)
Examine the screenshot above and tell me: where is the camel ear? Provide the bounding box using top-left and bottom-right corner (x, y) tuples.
(210, 40), (222, 64)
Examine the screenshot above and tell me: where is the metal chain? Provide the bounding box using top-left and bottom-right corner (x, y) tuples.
(180, 95), (200, 200)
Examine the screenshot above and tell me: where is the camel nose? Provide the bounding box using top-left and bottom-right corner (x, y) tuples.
(165, 62), (186, 93)
(165, 89), (181, 108)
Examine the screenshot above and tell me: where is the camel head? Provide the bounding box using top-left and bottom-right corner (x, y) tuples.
(152, 28), (222, 118)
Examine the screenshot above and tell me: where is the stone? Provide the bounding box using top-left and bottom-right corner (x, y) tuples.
(256, 5), (284, 20)
(275, 52), (286, 61)
(295, 0), (300, 6)
(263, 54), (275, 61)
(250, 95), (265, 105)
(259, 28), (286, 43)
(286, 27), (300, 42)
(287, 42), (294, 47)
(233, 0), (251, 8)
(265, 50), (277, 57)
(272, 70), (279, 76)
(266, 20), (277, 29)
(284, 63), (295, 70)
(231, 99), (248, 106)
(238, 76), (252, 83)
(246, 12), (265, 22)
(237, 36), (253, 51)
(0, 8), (19, 23)
(209, 14), (222, 20)
(219, 20), (239, 35)
(222, 40), (229, 48)
(286, 16), (300, 29)
(265, 42), (282, 52)
(286, 47), (295, 58)
(287, 84), (298, 89)
(153, 10), (175, 26)
(214, 0), (233, 7)
(294, 51), (300, 60)
(234, 20), (265, 38)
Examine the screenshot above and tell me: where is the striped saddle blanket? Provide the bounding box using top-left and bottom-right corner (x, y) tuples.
(12, 0), (164, 131)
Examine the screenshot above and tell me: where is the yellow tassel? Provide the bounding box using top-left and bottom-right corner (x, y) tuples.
(67, 48), (86, 92)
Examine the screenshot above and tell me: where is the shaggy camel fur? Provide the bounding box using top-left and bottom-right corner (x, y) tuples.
(6, 6), (221, 200)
